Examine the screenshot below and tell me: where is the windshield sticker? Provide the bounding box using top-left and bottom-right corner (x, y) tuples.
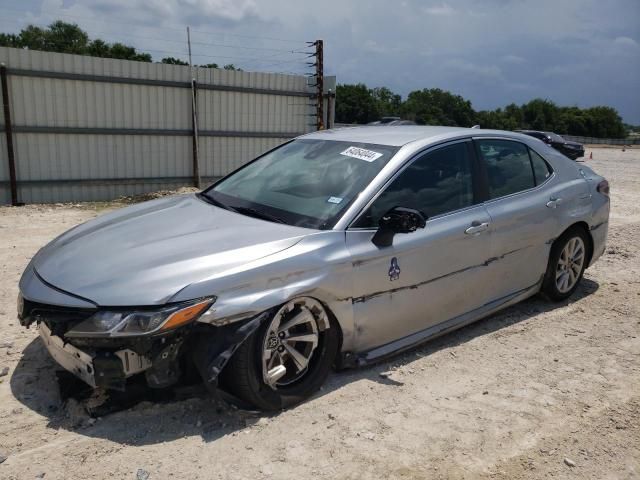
(340, 146), (384, 162)
(327, 196), (343, 204)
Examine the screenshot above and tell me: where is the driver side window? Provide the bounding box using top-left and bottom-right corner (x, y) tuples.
(353, 142), (475, 228)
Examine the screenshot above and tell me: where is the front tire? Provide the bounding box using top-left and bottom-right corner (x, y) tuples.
(541, 227), (589, 301)
(220, 298), (339, 411)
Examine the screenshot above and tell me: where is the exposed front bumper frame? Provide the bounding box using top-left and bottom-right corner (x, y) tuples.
(39, 323), (151, 389)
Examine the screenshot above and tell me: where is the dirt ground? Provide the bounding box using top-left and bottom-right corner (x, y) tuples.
(0, 147), (638, 480)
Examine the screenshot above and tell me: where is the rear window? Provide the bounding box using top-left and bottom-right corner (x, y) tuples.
(529, 149), (552, 185)
(476, 140), (535, 199)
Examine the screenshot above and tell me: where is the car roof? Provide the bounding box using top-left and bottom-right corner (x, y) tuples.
(301, 126), (473, 147)
(517, 129), (545, 134)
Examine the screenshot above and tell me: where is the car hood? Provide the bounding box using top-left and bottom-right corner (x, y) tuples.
(33, 194), (313, 306)
(563, 141), (583, 148)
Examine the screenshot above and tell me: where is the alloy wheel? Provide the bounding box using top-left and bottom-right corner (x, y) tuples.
(555, 236), (585, 293)
(261, 301), (321, 388)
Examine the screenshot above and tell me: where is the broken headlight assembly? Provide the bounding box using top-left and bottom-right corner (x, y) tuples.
(65, 297), (215, 338)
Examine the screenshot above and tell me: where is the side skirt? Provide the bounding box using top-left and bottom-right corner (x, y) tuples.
(342, 280), (542, 368)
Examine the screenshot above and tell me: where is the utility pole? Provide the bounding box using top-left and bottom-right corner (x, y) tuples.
(187, 26), (201, 188)
(315, 40), (324, 130)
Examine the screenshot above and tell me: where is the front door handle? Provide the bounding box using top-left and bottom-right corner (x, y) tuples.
(546, 197), (563, 208)
(465, 222), (489, 235)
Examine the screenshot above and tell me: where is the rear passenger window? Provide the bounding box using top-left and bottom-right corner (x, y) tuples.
(476, 140), (535, 199)
(529, 149), (552, 185)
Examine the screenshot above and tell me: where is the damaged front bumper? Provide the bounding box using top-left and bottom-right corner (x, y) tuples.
(25, 300), (267, 393)
(19, 269), (269, 393)
(39, 322), (151, 388)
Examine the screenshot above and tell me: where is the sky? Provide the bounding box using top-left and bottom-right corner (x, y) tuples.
(3, 0), (640, 123)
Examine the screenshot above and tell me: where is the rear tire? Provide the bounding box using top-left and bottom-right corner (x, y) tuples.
(541, 227), (589, 301)
(220, 298), (339, 411)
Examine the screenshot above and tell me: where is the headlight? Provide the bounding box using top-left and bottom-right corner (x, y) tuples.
(65, 297), (215, 338)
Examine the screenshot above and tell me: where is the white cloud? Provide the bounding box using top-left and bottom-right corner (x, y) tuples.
(614, 36), (639, 48)
(422, 3), (456, 16)
(4, 0), (640, 122)
(502, 54), (525, 64)
(176, 0), (258, 21)
(444, 59), (503, 79)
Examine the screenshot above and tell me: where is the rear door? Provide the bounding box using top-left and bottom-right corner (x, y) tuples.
(475, 138), (559, 301)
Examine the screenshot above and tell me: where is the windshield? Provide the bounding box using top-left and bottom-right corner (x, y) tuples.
(203, 139), (400, 229)
(547, 132), (565, 142)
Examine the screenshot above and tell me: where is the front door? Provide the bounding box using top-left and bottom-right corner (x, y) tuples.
(345, 140), (493, 352)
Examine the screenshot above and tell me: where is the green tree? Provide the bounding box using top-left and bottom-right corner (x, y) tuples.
(14, 25), (49, 50)
(335, 83), (380, 124)
(475, 108), (519, 130)
(401, 88), (475, 126)
(108, 42), (151, 61)
(161, 57), (189, 66)
(87, 39), (110, 57)
(503, 103), (524, 128)
(45, 20), (89, 54)
(583, 106), (625, 138)
(0, 21), (151, 62)
(0, 32), (21, 48)
(372, 86), (401, 117)
(521, 99), (559, 131)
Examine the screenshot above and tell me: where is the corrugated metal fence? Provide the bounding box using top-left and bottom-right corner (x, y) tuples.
(0, 47), (335, 204)
(562, 134), (640, 146)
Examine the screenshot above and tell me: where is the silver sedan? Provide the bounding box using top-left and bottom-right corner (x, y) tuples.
(18, 126), (610, 410)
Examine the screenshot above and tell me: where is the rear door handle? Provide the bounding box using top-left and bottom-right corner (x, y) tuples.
(546, 197), (563, 208)
(465, 222), (489, 235)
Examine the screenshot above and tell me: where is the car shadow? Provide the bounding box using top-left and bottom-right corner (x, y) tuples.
(10, 278), (599, 446)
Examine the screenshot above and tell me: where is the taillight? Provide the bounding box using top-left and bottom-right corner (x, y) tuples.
(597, 179), (609, 197)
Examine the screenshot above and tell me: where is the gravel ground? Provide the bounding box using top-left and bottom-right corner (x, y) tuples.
(0, 147), (638, 479)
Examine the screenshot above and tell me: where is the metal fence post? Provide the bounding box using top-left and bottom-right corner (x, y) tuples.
(191, 78), (201, 188)
(0, 63), (18, 205)
(326, 89), (335, 129)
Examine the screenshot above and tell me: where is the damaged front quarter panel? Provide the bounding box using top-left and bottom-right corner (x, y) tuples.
(173, 231), (356, 355)
(190, 310), (271, 389)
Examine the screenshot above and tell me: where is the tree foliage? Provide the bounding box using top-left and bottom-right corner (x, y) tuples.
(335, 84), (381, 124)
(336, 83), (628, 138)
(401, 88), (475, 126)
(1, 21), (243, 69)
(161, 57), (189, 66)
(0, 21), (151, 61)
(371, 87), (402, 117)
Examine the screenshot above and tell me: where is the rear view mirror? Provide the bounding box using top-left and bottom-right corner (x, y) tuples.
(372, 206), (426, 247)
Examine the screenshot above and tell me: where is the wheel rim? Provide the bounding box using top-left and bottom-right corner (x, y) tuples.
(555, 236), (585, 293)
(262, 301), (320, 388)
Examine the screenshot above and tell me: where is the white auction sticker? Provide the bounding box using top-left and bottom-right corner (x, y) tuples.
(327, 196), (343, 204)
(340, 146), (384, 162)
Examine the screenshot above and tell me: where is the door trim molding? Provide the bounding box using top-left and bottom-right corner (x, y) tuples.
(343, 278), (542, 367)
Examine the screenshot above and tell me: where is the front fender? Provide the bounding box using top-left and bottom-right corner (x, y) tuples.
(171, 231), (356, 352)
(190, 310), (271, 389)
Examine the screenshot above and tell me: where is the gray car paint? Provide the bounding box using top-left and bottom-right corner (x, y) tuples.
(19, 126), (609, 360)
(28, 194), (311, 306)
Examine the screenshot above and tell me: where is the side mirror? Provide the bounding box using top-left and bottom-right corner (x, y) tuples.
(371, 206), (427, 247)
